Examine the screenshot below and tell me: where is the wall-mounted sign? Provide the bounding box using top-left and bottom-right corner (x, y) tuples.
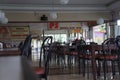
(49, 22), (59, 29)
(0, 26), (29, 41)
(60, 22), (81, 28)
(10, 27), (29, 36)
(73, 29), (83, 33)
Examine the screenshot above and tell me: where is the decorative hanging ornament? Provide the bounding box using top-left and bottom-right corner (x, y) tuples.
(50, 12), (57, 19)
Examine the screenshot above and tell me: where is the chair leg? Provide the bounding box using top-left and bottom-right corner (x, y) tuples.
(86, 60), (89, 79)
(68, 55), (72, 68)
(97, 60), (101, 78)
(45, 77), (47, 80)
(78, 57), (81, 74)
(118, 60), (120, 75)
(37, 75), (42, 80)
(103, 60), (107, 80)
(111, 61), (115, 79)
(82, 59), (86, 77)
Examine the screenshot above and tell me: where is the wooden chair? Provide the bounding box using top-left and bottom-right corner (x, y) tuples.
(21, 35), (32, 60)
(96, 38), (119, 80)
(116, 36), (120, 75)
(65, 39), (88, 75)
(21, 35), (53, 80)
(76, 39), (90, 77)
(34, 36), (53, 80)
(77, 40), (100, 79)
(18, 41), (24, 51)
(51, 42), (65, 66)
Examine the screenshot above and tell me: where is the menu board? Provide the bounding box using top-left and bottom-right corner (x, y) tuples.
(10, 27), (29, 36)
(0, 26), (29, 41)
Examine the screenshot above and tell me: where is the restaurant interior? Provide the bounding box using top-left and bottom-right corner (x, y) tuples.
(0, 0), (120, 80)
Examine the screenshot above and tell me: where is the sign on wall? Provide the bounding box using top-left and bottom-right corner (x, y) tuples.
(49, 22), (59, 29)
(0, 26), (29, 41)
(10, 27), (29, 36)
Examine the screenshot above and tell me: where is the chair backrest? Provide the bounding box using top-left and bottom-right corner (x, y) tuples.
(18, 41), (24, 51)
(116, 36), (120, 59)
(76, 39), (86, 49)
(39, 36), (53, 75)
(116, 36), (120, 48)
(76, 39), (86, 55)
(102, 38), (117, 55)
(102, 38), (116, 45)
(21, 35), (32, 59)
(50, 42), (63, 55)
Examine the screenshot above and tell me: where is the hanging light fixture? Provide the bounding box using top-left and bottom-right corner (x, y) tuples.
(1, 17), (8, 24)
(0, 10), (5, 19)
(97, 18), (104, 25)
(50, 12), (57, 19)
(60, 0), (69, 4)
(0, 10), (8, 24)
(50, 0), (57, 19)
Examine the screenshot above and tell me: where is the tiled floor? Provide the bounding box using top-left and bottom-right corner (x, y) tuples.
(32, 55), (120, 80)
(48, 74), (85, 80)
(47, 64), (120, 80)
(48, 64), (120, 80)
(48, 73), (120, 80)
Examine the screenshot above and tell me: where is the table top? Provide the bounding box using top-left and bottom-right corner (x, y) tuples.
(0, 56), (37, 80)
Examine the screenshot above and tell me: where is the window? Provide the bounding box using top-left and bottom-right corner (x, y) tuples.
(44, 30), (68, 43)
(117, 19), (120, 26)
(31, 38), (42, 61)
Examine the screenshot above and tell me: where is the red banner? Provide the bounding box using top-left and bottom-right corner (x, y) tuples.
(49, 22), (59, 29)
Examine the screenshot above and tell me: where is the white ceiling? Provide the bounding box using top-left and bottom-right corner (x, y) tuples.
(0, 0), (120, 13)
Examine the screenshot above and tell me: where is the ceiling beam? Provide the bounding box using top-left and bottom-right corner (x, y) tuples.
(0, 4), (109, 13)
(106, 0), (119, 7)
